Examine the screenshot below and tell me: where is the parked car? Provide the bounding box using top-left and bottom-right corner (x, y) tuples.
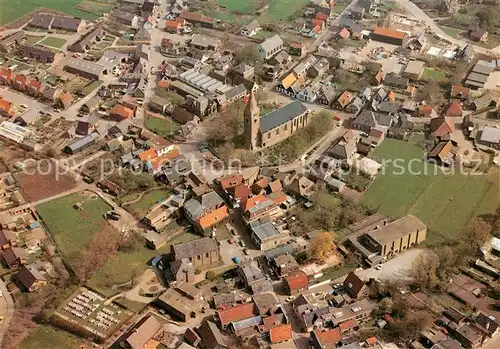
(375, 264), (383, 270)
(232, 256), (240, 264)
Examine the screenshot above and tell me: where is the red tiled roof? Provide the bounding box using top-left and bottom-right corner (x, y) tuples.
(242, 193), (267, 212)
(29, 79), (43, 91)
(313, 328), (342, 346)
(199, 205), (229, 230)
(419, 105), (433, 114)
(0, 68), (12, 79)
(451, 85), (470, 98)
(312, 19), (325, 28)
(446, 101), (463, 116)
(313, 24), (322, 34)
(166, 19), (181, 29)
(270, 325), (292, 344)
(218, 303), (255, 326)
(158, 79), (169, 88)
(339, 318), (357, 332)
(269, 193), (286, 206)
(369, 129), (384, 139)
(290, 42), (303, 49)
(0, 99), (13, 113)
(373, 27), (406, 40)
(59, 92), (73, 106)
(138, 148), (158, 161)
(233, 184), (250, 201)
(110, 104), (134, 119)
(218, 174), (243, 190)
(284, 271), (308, 290)
(147, 149), (181, 170)
(366, 337), (378, 345)
(268, 179), (282, 193)
(316, 12), (329, 21)
(338, 28), (350, 39)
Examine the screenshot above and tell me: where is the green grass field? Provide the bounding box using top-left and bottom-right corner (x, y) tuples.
(362, 135), (500, 243)
(20, 325), (84, 349)
(313, 189), (341, 210)
(39, 37), (67, 49)
(439, 25), (463, 39)
(87, 231), (200, 296)
(422, 68), (447, 82)
(37, 192), (112, 261)
(0, 0), (98, 26)
(259, 0), (310, 22)
(76, 0), (114, 16)
(123, 189), (172, 216)
(145, 117), (179, 138)
(24, 35), (44, 46)
(217, 0), (257, 15)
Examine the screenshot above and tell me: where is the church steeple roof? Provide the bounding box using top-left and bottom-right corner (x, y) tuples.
(245, 91), (259, 117)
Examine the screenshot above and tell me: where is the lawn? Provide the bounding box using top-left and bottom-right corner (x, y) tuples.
(24, 35), (44, 46)
(37, 192), (112, 262)
(313, 189), (341, 210)
(217, 0), (257, 14)
(145, 117), (180, 139)
(439, 25), (463, 39)
(362, 135), (500, 243)
(39, 37), (67, 49)
(331, 4), (348, 13)
(0, 0), (98, 26)
(20, 325), (85, 349)
(87, 231), (200, 296)
(422, 68), (447, 82)
(259, 0), (310, 22)
(123, 189), (172, 216)
(76, 0), (114, 16)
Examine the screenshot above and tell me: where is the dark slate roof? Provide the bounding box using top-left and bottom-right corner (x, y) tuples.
(30, 13), (54, 28)
(51, 16), (82, 31)
(198, 320), (227, 349)
(260, 100), (307, 133)
(384, 74), (409, 88)
(224, 84), (247, 100)
(375, 112), (393, 127)
(353, 110), (376, 128)
(378, 101), (398, 114)
(172, 237), (218, 260)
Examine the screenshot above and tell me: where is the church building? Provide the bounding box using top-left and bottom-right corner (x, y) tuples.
(244, 92), (309, 150)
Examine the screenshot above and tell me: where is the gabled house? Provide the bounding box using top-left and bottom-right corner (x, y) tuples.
(16, 264), (47, 292)
(2, 247), (27, 268)
(317, 85), (337, 106)
(346, 96), (364, 114)
(343, 271), (368, 299)
(430, 116), (454, 138)
(335, 90), (354, 110)
(450, 85), (470, 100)
(259, 34), (284, 60)
(283, 271), (308, 295)
(445, 101), (463, 117)
(240, 20), (261, 37)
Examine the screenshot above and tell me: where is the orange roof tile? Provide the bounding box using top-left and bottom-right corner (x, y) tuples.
(233, 184), (250, 201)
(338, 28), (350, 39)
(157, 79), (169, 88)
(366, 337), (378, 345)
(313, 24), (322, 34)
(217, 303), (255, 326)
(282, 72), (297, 89)
(0, 68), (12, 79)
(268, 179), (282, 193)
(269, 193), (286, 206)
(284, 271), (308, 291)
(270, 325), (292, 344)
(314, 328), (342, 346)
(0, 99), (12, 113)
(218, 174), (243, 190)
(446, 101), (463, 116)
(59, 92), (73, 106)
(312, 19), (325, 28)
(139, 148), (158, 161)
(373, 27), (406, 40)
(242, 193), (267, 212)
(339, 318), (357, 332)
(451, 85), (470, 98)
(147, 149), (181, 170)
(166, 20), (181, 29)
(316, 12), (329, 21)
(110, 104), (134, 119)
(199, 205), (229, 229)
(387, 91), (396, 101)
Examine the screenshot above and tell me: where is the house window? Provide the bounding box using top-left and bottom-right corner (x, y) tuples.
(197, 255), (201, 260)
(206, 253), (209, 258)
(276, 128), (279, 135)
(284, 124), (288, 131)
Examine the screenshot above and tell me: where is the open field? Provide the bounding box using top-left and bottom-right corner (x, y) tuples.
(422, 68), (447, 82)
(37, 192), (112, 262)
(20, 324), (84, 349)
(76, 0), (114, 16)
(0, 0), (98, 26)
(15, 161), (77, 202)
(144, 116), (179, 139)
(39, 37), (67, 49)
(438, 25), (463, 39)
(362, 135), (500, 243)
(87, 231), (200, 296)
(258, 0), (310, 22)
(123, 189), (171, 216)
(217, 0), (257, 14)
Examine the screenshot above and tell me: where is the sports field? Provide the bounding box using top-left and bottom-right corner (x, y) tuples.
(0, 0), (98, 26)
(362, 135), (499, 242)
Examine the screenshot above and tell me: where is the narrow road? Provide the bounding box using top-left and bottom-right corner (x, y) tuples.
(395, 0), (498, 54)
(0, 280), (14, 345)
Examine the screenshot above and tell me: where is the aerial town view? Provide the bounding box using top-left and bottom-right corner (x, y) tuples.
(0, 0), (499, 348)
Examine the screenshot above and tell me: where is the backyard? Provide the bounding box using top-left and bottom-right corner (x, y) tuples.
(438, 25), (463, 39)
(0, 0), (98, 26)
(87, 230), (200, 296)
(362, 135), (500, 243)
(20, 324), (84, 349)
(122, 188), (172, 216)
(144, 116), (179, 139)
(36, 192), (112, 263)
(38, 37), (67, 49)
(421, 68), (447, 82)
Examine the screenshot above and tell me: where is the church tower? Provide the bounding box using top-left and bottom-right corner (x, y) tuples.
(244, 91), (260, 150)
